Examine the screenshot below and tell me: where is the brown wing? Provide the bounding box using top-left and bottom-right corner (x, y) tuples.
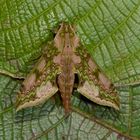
(16, 42), (60, 111)
(75, 45), (119, 110)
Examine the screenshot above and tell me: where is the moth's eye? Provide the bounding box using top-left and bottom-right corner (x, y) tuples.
(60, 32), (65, 37)
(70, 32), (74, 37)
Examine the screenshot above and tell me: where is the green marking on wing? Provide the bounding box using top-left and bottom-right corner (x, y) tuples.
(16, 42), (60, 111)
(75, 45), (120, 110)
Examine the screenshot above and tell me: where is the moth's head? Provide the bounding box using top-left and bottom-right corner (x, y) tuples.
(54, 22), (79, 51)
(57, 22), (76, 37)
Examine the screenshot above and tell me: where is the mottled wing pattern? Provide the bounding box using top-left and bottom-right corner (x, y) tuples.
(75, 45), (119, 110)
(16, 42), (60, 111)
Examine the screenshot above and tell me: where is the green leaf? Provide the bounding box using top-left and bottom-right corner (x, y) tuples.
(0, 0), (140, 139)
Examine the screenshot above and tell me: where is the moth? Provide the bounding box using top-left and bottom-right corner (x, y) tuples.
(16, 22), (119, 114)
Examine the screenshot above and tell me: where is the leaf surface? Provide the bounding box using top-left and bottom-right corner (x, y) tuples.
(0, 0), (140, 139)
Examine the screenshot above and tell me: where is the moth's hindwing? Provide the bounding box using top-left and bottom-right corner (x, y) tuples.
(16, 42), (60, 111)
(75, 45), (119, 110)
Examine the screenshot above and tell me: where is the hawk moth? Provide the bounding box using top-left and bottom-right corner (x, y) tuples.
(16, 22), (119, 114)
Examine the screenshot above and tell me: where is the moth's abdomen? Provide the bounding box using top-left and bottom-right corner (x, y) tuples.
(57, 55), (75, 114)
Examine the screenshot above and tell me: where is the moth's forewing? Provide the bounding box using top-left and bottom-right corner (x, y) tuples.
(75, 46), (119, 110)
(21, 56), (47, 93)
(16, 43), (60, 111)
